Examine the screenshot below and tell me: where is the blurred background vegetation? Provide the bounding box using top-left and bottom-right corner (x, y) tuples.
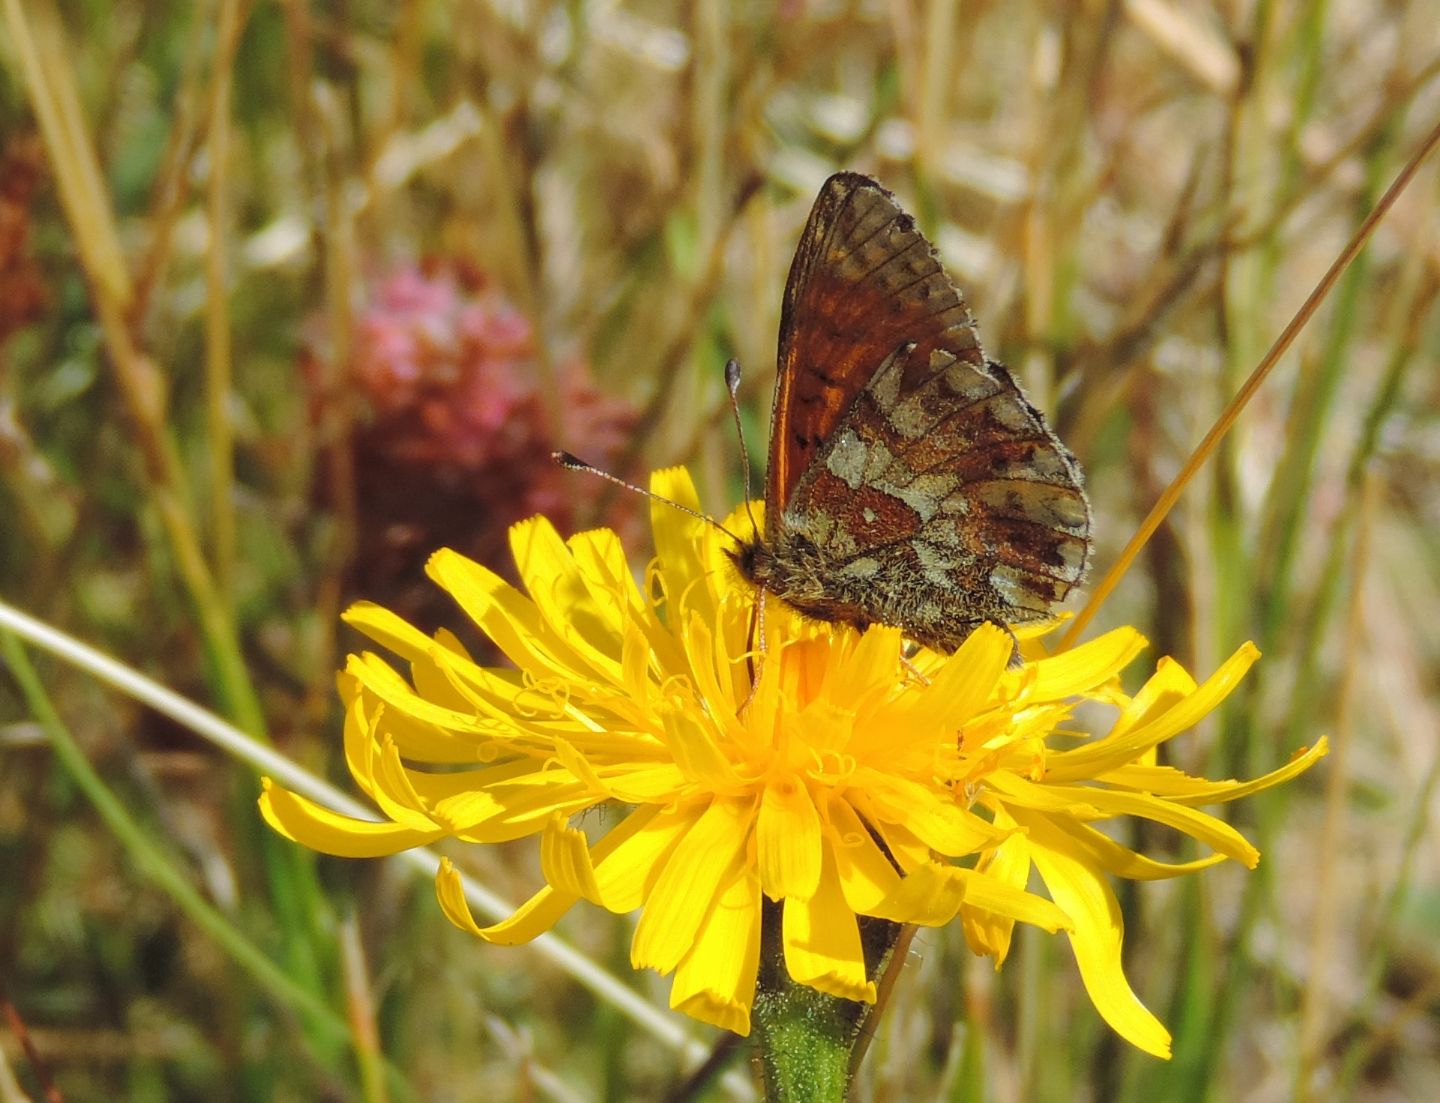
(2, 1), (1439, 1100)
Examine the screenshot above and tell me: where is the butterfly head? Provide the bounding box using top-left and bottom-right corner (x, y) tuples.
(726, 531), (779, 602)
(727, 527), (876, 637)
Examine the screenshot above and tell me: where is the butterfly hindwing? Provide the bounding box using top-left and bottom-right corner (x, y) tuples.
(782, 342), (1091, 648)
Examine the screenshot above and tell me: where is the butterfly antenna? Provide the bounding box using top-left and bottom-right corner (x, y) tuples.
(552, 452), (745, 545)
(724, 358), (763, 540)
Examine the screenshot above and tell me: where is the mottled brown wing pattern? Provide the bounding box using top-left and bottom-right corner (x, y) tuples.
(779, 342), (1091, 650)
(738, 172), (1092, 653)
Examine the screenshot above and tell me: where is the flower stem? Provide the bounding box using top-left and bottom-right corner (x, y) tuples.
(750, 903), (908, 1101)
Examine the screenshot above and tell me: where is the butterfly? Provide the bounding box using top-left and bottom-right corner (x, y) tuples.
(730, 172), (1092, 654)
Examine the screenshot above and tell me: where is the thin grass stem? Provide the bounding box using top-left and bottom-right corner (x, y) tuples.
(204, 0), (246, 601)
(1294, 467), (1377, 1098)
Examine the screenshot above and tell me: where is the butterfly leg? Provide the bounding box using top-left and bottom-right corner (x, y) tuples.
(737, 585), (769, 714)
(899, 650), (931, 686)
(1004, 625), (1026, 668)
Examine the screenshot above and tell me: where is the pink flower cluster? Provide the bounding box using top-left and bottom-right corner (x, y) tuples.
(314, 261), (636, 627)
(350, 263), (631, 515)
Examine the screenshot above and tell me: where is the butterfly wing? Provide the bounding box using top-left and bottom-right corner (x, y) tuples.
(767, 173), (1091, 646)
(768, 174), (987, 518)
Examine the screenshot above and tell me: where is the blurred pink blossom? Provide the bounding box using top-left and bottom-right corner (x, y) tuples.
(307, 260), (636, 628)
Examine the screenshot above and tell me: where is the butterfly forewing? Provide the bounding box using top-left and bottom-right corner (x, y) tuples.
(767, 173), (984, 522)
(744, 172), (1092, 654)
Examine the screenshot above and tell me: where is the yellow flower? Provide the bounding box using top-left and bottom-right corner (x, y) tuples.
(260, 468), (1325, 1055)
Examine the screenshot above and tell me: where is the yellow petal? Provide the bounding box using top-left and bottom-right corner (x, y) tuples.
(670, 868), (762, 1036)
(407, 649), (482, 714)
(865, 860), (967, 926)
(1165, 737), (1329, 806)
(1020, 626), (1148, 702)
(983, 769), (1103, 817)
(782, 848), (875, 1003)
(362, 677), (496, 764)
(547, 737), (688, 806)
(859, 773), (1009, 857)
(790, 696), (866, 761)
(1033, 784), (1260, 867)
(510, 518), (626, 684)
(541, 804), (663, 902)
(346, 651), (496, 737)
(424, 650), (549, 733)
(426, 548), (566, 677)
(1013, 616), (1069, 643)
(570, 526), (693, 678)
(850, 799), (936, 871)
(757, 777), (822, 899)
(620, 620), (655, 707)
(441, 774), (595, 843)
(1020, 813), (1173, 1058)
(648, 467), (715, 624)
(592, 804), (694, 912)
(566, 527), (646, 623)
(1087, 763), (1243, 798)
(822, 624), (907, 718)
(405, 757), (561, 803)
(1110, 658), (1198, 739)
(435, 857), (577, 945)
(885, 622), (1012, 735)
(964, 817), (1031, 962)
(955, 867), (1069, 933)
(259, 780), (441, 856)
(593, 764), (693, 804)
(660, 680), (745, 789)
(866, 860), (1065, 934)
(370, 735), (444, 830)
(631, 799), (753, 974)
(341, 682), (382, 793)
(1045, 643), (1259, 781)
(540, 813), (603, 903)
(1020, 813), (1228, 880)
(676, 610), (749, 741)
(343, 601), (436, 662)
(829, 800), (902, 913)
(411, 646), (529, 733)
